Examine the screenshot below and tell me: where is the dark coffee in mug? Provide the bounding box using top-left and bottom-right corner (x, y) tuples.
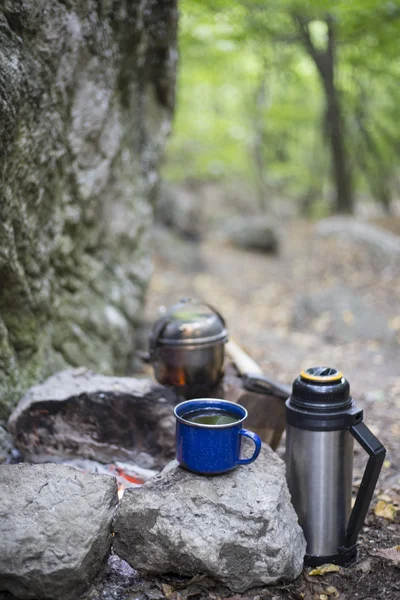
(183, 408), (238, 425)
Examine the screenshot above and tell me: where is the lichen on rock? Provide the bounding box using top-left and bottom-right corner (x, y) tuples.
(0, 0), (178, 417)
(0, 463), (118, 600)
(113, 446), (306, 591)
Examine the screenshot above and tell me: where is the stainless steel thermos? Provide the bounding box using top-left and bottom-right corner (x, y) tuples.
(286, 366), (386, 567)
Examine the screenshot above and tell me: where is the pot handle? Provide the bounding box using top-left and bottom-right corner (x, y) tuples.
(178, 298), (227, 328)
(149, 313), (170, 357)
(202, 301), (226, 328)
(340, 422), (386, 556)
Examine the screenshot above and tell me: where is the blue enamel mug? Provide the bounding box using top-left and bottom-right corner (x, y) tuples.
(174, 398), (262, 474)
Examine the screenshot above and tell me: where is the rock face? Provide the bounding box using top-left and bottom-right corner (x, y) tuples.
(113, 446), (306, 592)
(8, 368), (180, 468)
(0, 463), (118, 600)
(0, 0), (178, 418)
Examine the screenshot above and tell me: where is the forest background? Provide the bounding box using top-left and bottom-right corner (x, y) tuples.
(163, 0), (400, 218)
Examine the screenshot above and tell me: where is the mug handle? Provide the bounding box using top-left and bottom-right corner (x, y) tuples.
(237, 429), (262, 465)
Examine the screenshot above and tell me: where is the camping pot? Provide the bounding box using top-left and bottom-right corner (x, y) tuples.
(285, 366), (386, 567)
(149, 298), (228, 398)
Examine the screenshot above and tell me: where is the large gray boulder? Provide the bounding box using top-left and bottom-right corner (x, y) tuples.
(8, 368), (179, 468)
(0, 0), (178, 418)
(293, 285), (397, 344)
(316, 217), (400, 257)
(0, 463), (118, 600)
(113, 446), (306, 592)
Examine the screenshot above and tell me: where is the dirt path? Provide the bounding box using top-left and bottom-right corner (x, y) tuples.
(145, 219), (400, 600)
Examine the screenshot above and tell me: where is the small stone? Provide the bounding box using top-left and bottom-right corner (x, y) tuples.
(0, 463), (118, 600)
(222, 216), (279, 254)
(113, 446), (306, 592)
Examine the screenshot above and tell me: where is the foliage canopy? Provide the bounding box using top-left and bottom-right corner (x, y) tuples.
(164, 0), (400, 214)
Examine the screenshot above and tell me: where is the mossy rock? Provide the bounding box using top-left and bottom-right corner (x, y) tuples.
(0, 0), (178, 417)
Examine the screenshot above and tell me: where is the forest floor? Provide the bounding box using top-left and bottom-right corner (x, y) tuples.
(144, 218), (400, 600)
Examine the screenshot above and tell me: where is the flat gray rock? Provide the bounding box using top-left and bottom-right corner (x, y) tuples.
(113, 446), (305, 592)
(0, 463), (118, 600)
(292, 285), (396, 344)
(222, 216), (279, 254)
(316, 216), (400, 257)
(8, 369), (179, 468)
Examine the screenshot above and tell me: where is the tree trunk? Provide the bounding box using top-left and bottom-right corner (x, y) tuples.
(353, 94), (392, 214)
(252, 63), (269, 213)
(293, 14), (354, 214)
(324, 79), (354, 214)
(0, 0), (178, 417)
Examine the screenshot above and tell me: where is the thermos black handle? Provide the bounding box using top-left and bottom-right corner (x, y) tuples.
(340, 422), (386, 554)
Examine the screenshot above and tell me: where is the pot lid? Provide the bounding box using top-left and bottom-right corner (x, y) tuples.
(150, 298), (228, 347)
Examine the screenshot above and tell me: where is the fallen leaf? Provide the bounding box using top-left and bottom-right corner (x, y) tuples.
(312, 311), (331, 333)
(308, 564), (340, 576)
(356, 558), (372, 574)
(374, 500), (398, 520)
(320, 595), (328, 600)
(185, 574), (208, 586)
(325, 586), (339, 597)
(378, 493), (394, 503)
(342, 309), (354, 326)
(388, 316), (400, 331)
(185, 586), (209, 598)
(365, 389), (384, 403)
(162, 584), (174, 598)
(375, 545), (400, 566)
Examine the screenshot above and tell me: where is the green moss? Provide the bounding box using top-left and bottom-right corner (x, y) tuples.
(0, 0), (176, 418)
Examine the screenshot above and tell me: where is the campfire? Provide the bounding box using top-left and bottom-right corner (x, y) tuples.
(1, 302), (295, 600)
(5, 308), (288, 479)
(57, 459), (155, 500)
